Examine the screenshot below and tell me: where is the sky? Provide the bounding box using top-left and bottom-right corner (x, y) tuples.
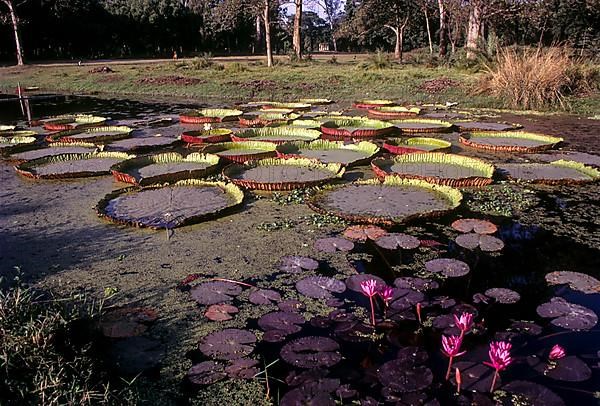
(282, 0), (347, 19)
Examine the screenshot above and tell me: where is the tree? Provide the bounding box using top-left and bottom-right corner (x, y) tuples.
(263, 0), (274, 66)
(292, 0), (302, 58)
(437, 0), (448, 56)
(1, 0), (24, 65)
(314, 0), (341, 51)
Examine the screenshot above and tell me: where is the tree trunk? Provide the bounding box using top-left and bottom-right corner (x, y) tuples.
(394, 28), (401, 60)
(466, 2), (482, 60)
(424, 7), (433, 55)
(263, 0), (273, 67)
(438, 0), (448, 57)
(2, 0), (24, 66)
(293, 0), (303, 59)
(254, 15), (262, 54)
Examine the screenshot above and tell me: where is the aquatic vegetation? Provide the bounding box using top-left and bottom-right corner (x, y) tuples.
(484, 341), (513, 392)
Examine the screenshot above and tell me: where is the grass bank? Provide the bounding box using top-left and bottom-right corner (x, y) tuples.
(0, 55), (598, 115)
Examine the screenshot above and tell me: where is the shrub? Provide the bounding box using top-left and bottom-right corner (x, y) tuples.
(190, 52), (214, 70)
(225, 62), (249, 73)
(357, 50), (394, 70)
(326, 55), (338, 65)
(477, 47), (600, 110)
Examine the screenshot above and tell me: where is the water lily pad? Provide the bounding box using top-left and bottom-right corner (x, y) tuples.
(455, 233), (505, 252)
(451, 361), (497, 393)
(451, 218), (498, 234)
(278, 299), (305, 313)
(296, 276), (346, 299)
(545, 271), (600, 294)
(225, 358), (260, 379)
(205, 304), (239, 321)
(187, 361), (227, 385)
(485, 288), (520, 304)
(536, 297), (598, 330)
(375, 233), (420, 250)
(190, 281), (243, 305)
(249, 289), (282, 305)
(258, 311), (305, 334)
(459, 131), (561, 153)
(502, 381), (566, 406)
(263, 330), (289, 343)
(394, 277), (439, 291)
(278, 256), (319, 273)
(345, 274), (386, 293)
(425, 258), (470, 277)
(527, 355), (592, 382)
(314, 237), (354, 253)
(377, 359), (433, 393)
(390, 289), (425, 311)
(198, 328), (257, 360)
(281, 336), (342, 368)
(498, 160), (600, 184)
(342, 225), (388, 242)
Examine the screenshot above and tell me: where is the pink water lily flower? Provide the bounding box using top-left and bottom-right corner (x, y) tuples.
(549, 344), (566, 360)
(454, 312), (474, 337)
(442, 335), (466, 380)
(378, 286), (394, 306)
(360, 279), (378, 326)
(484, 341), (513, 392)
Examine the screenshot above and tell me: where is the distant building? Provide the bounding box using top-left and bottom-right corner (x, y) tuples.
(318, 43), (330, 52)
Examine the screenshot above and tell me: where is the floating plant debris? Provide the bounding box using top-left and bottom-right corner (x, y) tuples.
(204, 304), (239, 321)
(459, 131), (563, 153)
(451, 218), (498, 234)
(425, 258), (470, 277)
(46, 126), (132, 143)
(527, 355), (592, 382)
(280, 336), (342, 368)
(223, 158), (344, 191)
(314, 237), (354, 253)
(198, 328), (256, 360)
(455, 233), (505, 252)
(367, 106), (421, 119)
(276, 140), (379, 166)
(96, 180), (244, 229)
(371, 153), (495, 187)
(382, 137), (452, 155)
(111, 152), (220, 186)
(320, 118), (395, 139)
(202, 141), (277, 163)
(454, 121), (523, 132)
(191, 280), (243, 305)
(342, 225), (388, 242)
(296, 276), (346, 299)
(536, 297), (598, 330)
(308, 177), (463, 226)
(545, 271), (600, 294)
(15, 151), (133, 179)
(278, 256), (319, 273)
(374, 233), (420, 250)
(248, 289), (282, 305)
(232, 127), (321, 144)
(390, 118), (453, 133)
(187, 361), (227, 385)
(498, 160), (600, 184)
(484, 288), (521, 304)
(181, 128), (232, 145)
(180, 108), (243, 124)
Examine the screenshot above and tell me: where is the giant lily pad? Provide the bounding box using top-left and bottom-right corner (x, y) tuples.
(276, 140), (379, 166)
(460, 131), (562, 153)
(42, 114), (107, 131)
(180, 108), (243, 124)
(111, 152), (220, 186)
(45, 126), (132, 143)
(8, 142), (98, 163)
(455, 121), (523, 132)
(96, 180), (244, 229)
(15, 151), (133, 179)
(368, 106), (421, 119)
(199, 328), (256, 360)
(390, 118), (453, 133)
(181, 128), (232, 145)
(296, 276), (346, 299)
(232, 127), (320, 144)
(383, 137), (452, 155)
(239, 111), (300, 127)
(262, 102), (312, 111)
(320, 118), (395, 139)
(106, 134), (180, 152)
(280, 336), (342, 368)
(353, 99), (395, 109)
(371, 153), (495, 187)
(223, 158), (344, 191)
(498, 160), (600, 184)
(202, 141), (277, 163)
(424, 258), (470, 277)
(536, 297), (598, 330)
(0, 135), (37, 155)
(455, 233), (505, 252)
(526, 151), (600, 167)
(191, 280), (243, 305)
(545, 271), (600, 294)
(308, 177), (463, 226)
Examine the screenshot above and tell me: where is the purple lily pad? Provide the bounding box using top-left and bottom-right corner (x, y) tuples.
(336, 384), (358, 400)
(427, 295), (456, 309)
(204, 303), (239, 321)
(374, 233), (420, 250)
(258, 311), (305, 334)
(390, 289), (425, 311)
(425, 258), (470, 278)
(326, 298), (344, 307)
(280, 388), (335, 406)
(335, 321), (373, 343)
(314, 237), (354, 253)
(343, 225), (388, 242)
(198, 328), (257, 360)
(285, 368), (329, 387)
(545, 271), (600, 294)
(451, 361), (497, 393)
(432, 314), (460, 335)
(263, 329), (289, 343)
(249, 289), (282, 305)
(507, 320), (543, 336)
(278, 299), (305, 313)
(396, 346), (429, 364)
(502, 381), (566, 406)
(190, 281), (243, 305)
(296, 276), (346, 299)
(473, 293), (490, 304)
(451, 218), (498, 234)
(310, 315), (333, 329)
(394, 277), (439, 291)
(527, 355), (592, 382)
(345, 274), (386, 293)
(485, 288), (521, 304)
(278, 256), (319, 273)
(187, 361), (226, 385)
(455, 233), (505, 252)
(377, 359), (433, 393)
(536, 297), (598, 330)
(225, 358), (260, 379)
(281, 336), (342, 369)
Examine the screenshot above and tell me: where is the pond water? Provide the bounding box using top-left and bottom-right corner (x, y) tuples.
(1, 94), (599, 405)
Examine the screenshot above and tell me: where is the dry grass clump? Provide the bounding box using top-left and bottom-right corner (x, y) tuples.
(478, 47), (599, 110)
